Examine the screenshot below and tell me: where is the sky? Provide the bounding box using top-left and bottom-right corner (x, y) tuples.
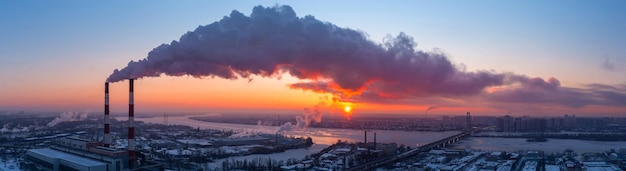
(1, 1), (625, 117)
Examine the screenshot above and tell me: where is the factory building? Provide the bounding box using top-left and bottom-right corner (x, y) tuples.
(26, 79), (139, 171)
(26, 137), (128, 171)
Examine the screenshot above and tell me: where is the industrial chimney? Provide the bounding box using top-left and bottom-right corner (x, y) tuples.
(364, 130), (367, 144)
(128, 79), (136, 167)
(104, 82), (111, 147)
(373, 132), (376, 150)
(466, 112), (471, 130)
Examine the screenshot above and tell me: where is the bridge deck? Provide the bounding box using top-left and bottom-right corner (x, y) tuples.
(346, 128), (479, 171)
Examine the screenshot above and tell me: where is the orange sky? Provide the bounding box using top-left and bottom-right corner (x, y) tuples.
(1, 2), (625, 117)
(2, 73), (622, 117)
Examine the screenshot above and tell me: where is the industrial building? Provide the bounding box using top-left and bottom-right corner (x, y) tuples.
(26, 148), (107, 171)
(26, 136), (128, 171)
(26, 79), (140, 171)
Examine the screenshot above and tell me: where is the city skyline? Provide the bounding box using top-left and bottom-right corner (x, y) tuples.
(1, 1), (625, 116)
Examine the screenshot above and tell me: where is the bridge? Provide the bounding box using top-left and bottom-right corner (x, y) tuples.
(346, 128), (482, 171)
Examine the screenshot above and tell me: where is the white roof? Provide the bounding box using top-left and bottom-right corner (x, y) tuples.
(490, 151), (502, 156)
(545, 165), (560, 171)
(321, 153), (336, 158)
(429, 150), (445, 154)
(586, 166), (622, 171)
(29, 148), (106, 167)
(177, 139), (212, 146)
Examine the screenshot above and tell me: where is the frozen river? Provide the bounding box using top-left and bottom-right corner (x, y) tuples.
(135, 116), (460, 147)
(134, 116), (460, 169)
(131, 115), (626, 168)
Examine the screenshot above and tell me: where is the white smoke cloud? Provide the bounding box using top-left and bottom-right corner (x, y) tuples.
(276, 97), (330, 133)
(276, 122), (294, 133)
(47, 112), (89, 127)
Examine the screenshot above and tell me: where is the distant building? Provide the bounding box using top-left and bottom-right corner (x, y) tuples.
(564, 114), (577, 129)
(497, 116), (547, 132)
(496, 115), (514, 132)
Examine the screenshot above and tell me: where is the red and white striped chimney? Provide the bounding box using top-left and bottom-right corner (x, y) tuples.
(104, 82), (111, 147)
(128, 79), (136, 167)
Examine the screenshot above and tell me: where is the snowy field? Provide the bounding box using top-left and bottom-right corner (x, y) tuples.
(203, 143), (328, 169)
(0, 158), (21, 171)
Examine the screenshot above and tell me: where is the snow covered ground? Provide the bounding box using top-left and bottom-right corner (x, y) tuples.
(204, 143), (328, 169)
(0, 158), (21, 171)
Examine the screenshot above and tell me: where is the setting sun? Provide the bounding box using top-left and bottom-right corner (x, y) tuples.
(344, 106), (352, 113)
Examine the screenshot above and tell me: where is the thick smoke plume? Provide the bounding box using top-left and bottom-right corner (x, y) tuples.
(108, 5), (626, 110)
(107, 5), (511, 97)
(47, 112), (88, 127)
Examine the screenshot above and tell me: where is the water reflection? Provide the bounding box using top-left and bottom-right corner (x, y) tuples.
(134, 116), (460, 147)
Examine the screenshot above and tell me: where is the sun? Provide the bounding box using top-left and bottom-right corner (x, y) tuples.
(344, 106), (352, 113)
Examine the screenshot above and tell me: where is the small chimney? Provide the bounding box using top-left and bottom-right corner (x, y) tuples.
(364, 130), (367, 144)
(104, 82), (111, 147)
(466, 112), (471, 130)
(373, 132), (376, 150)
(128, 79), (136, 168)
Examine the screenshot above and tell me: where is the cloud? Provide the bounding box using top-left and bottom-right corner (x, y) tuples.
(483, 80), (626, 108)
(107, 5), (626, 113)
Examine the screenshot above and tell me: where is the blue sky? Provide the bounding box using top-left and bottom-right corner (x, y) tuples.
(1, 1), (625, 115)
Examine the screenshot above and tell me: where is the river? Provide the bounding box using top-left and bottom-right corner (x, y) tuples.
(135, 116), (461, 147)
(131, 116), (626, 168)
(134, 116), (460, 169)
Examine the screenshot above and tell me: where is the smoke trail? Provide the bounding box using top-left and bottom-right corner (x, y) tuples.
(425, 106), (439, 113)
(276, 122), (293, 133)
(277, 99), (327, 133)
(107, 5), (511, 97)
(47, 112), (89, 127)
(106, 5), (626, 109)
(276, 105), (323, 133)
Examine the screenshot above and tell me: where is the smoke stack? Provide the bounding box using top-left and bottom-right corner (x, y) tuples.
(104, 82), (111, 147)
(128, 79), (136, 167)
(373, 132), (376, 150)
(364, 130), (367, 144)
(466, 112), (471, 130)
